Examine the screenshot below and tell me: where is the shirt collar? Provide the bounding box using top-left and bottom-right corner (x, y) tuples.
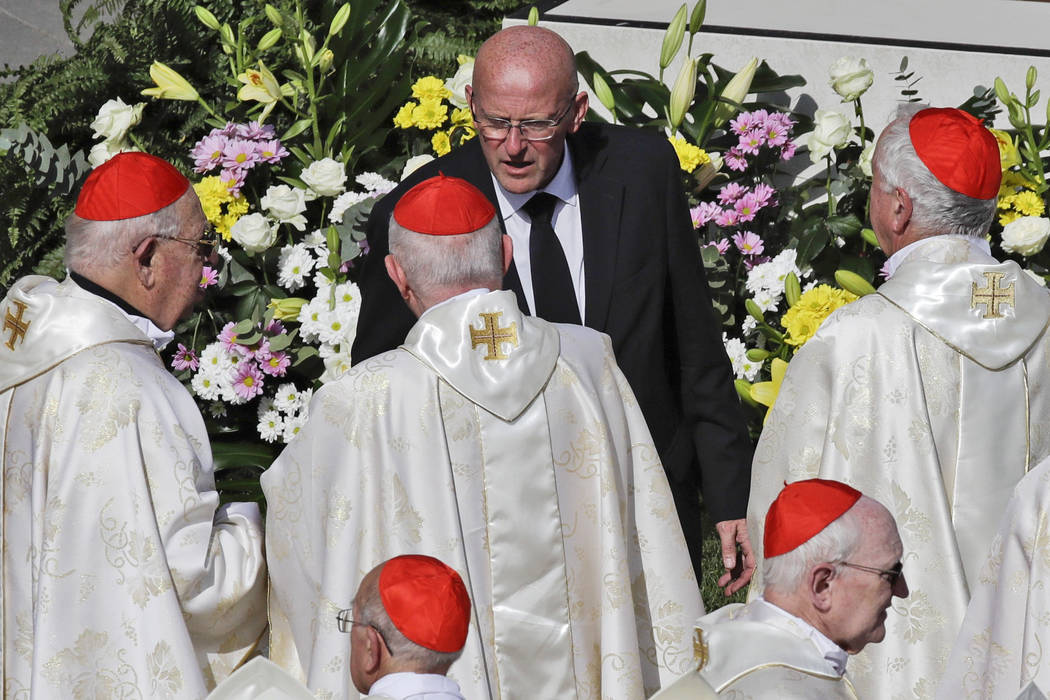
(368, 672), (463, 697)
(68, 270), (175, 351)
(885, 234), (991, 279)
(756, 597), (849, 676)
(491, 145), (579, 221)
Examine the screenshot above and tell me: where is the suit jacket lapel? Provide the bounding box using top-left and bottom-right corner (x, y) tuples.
(570, 127), (624, 331)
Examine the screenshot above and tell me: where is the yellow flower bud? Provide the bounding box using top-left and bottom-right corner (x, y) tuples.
(668, 57), (697, 132)
(834, 269), (876, 296)
(528, 7), (539, 25)
(141, 61), (200, 101)
(268, 297), (307, 322)
(660, 4), (688, 71)
(317, 48), (334, 73)
(592, 72), (616, 113)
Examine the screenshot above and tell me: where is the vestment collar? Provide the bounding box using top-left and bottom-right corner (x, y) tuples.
(68, 271), (175, 350)
(885, 234), (990, 279)
(402, 289), (559, 421)
(755, 597), (847, 676)
(367, 672), (464, 700)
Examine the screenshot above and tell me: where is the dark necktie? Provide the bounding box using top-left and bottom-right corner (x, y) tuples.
(523, 192), (581, 325)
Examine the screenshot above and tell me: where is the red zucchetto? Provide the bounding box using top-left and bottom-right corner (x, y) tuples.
(379, 554), (471, 653)
(75, 152), (190, 221)
(909, 107), (1001, 200)
(764, 478), (862, 558)
(393, 173), (496, 235)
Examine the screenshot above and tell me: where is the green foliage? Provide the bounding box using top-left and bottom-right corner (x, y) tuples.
(402, 0), (531, 77)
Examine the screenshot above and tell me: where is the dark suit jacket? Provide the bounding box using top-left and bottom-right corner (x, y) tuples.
(351, 122), (753, 522)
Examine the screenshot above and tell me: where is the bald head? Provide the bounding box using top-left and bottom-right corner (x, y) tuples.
(473, 26), (578, 102)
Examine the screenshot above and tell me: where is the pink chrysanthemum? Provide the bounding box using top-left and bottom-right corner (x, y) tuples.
(752, 183), (777, 207)
(239, 121), (276, 140)
(724, 148), (749, 172)
(171, 343), (199, 371)
(734, 192), (765, 222)
(200, 266), (219, 288)
(715, 209), (740, 228)
(738, 132), (765, 156)
(259, 351), (291, 377)
(221, 139), (261, 171)
(265, 320), (286, 335)
(732, 231), (765, 256)
(718, 183), (747, 205)
(744, 254), (770, 270)
(713, 238), (731, 255)
(880, 259), (893, 280)
(219, 122), (241, 138)
(256, 139), (289, 165)
(693, 201), (723, 227)
(233, 362), (265, 400)
(780, 141), (798, 161)
(191, 132), (228, 173)
(729, 112), (757, 137)
(219, 321), (241, 353)
(220, 168), (247, 195)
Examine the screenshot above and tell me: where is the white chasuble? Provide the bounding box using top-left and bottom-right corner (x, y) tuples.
(747, 237), (1050, 700)
(689, 601), (857, 699)
(0, 276), (267, 698)
(262, 289), (702, 700)
(938, 456), (1050, 700)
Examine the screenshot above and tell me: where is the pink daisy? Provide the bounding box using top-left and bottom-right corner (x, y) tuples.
(734, 192), (765, 222)
(221, 138), (261, 171)
(738, 132), (765, 155)
(239, 121), (276, 140)
(259, 351), (291, 377)
(715, 209), (740, 228)
(779, 141), (798, 161)
(256, 139), (289, 164)
(752, 183), (777, 207)
(232, 362), (265, 400)
(219, 321), (241, 354)
(171, 343), (199, 371)
(729, 112), (756, 137)
(694, 201), (723, 227)
(265, 320), (286, 335)
(191, 132), (228, 173)
(713, 238), (731, 255)
(732, 231), (764, 256)
(199, 266), (218, 288)
(219, 122), (241, 138)
(724, 148), (749, 172)
(718, 183), (747, 206)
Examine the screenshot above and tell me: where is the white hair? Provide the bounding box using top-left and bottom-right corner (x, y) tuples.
(388, 213), (503, 301)
(762, 503), (863, 596)
(357, 568), (463, 672)
(873, 103), (997, 238)
(64, 198), (183, 273)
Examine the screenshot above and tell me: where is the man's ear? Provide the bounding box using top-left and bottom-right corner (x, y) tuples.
(385, 254), (410, 302)
(891, 187), (914, 236)
(501, 234), (513, 276)
(132, 236), (158, 289)
(808, 562), (836, 614)
(568, 91), (589, 134)
(363, 627), (384, 674)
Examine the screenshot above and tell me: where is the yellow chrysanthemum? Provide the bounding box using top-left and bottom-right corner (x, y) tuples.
(668, 136), (710, 174)
(194, 176), (233, 224)
(450, 107), (473, 127)
(411, 75), (451, 101)
(1013, 190), (1046, 217)
(393, 102), (416, 129)
(1000, 209), (1023, 226)
(781, 284), (858, 348)
(412, 99), (448, 130)
(450, 123), (476, 146)
(432, 131), (451, 156)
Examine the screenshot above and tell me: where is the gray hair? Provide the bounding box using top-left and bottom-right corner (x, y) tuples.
(64, 198), (183, 273)
(762, 503), (862, 596)
(388, 214), (504, 302)
(357, 568), (464, 672)
(873, 103), (997, 238)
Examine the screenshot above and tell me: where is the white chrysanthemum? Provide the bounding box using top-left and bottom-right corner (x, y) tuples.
(277, 244), (316, 291)
(257, 396), (276, 416)
(258, 409), (285, 443)
(317, 308), (354, 346)
(304, 230), (327, 250)
(355, 172), (396, 194)
(320, 343), (353, 384)
(723, 334), (762, 381)
(273, 382), (305, 413)
(199, 342), (237, 372)
(329, 190), (371, 225)
(282, 413), (307, 443)
(191, 370), (222, 401)
(297, 296), (330, 344)
(741, 316), (758, 335)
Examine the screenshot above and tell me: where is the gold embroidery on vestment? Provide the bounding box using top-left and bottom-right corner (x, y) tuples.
(3, 299), (31, 350)
(694, 628), (709, 669)
(971, 271), (1015, 319)
(469, 311), (518, 360)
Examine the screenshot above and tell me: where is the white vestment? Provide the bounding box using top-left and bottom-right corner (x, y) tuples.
(262, 289), (702, 700)
(365, 672), (465, 700)
(0, 276), (267, 698)
(748, 237), (1050, 699)
(690, 600), (857, 698)
(938, 455), (1050, 699)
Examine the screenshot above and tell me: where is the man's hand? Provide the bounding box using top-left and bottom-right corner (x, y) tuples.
(715, 518), (756, 596)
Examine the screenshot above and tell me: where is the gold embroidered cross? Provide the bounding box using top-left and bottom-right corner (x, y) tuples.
(693, 628), (709, 669)
(3, 300), (31, 350)
(469, 311), (518, 360)
(971, 271), (1015, 319)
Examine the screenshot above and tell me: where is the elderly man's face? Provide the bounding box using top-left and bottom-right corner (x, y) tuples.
(467, 64), (587, 194)
(826, 514), (908, 654)
(151, 191), (213, 330)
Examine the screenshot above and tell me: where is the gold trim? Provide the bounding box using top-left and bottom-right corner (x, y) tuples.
(1024, 359), (1031, 473)
(719, 661), (845, 691)
(876, 292), (1050, 371)
(694, 628), (709, 669)
(0, 338), (153, 394)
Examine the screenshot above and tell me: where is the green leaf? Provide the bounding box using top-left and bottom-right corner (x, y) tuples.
(826, 214), (863, 238)
(281, 119), (313, 141)
(794, 223), (828, 264)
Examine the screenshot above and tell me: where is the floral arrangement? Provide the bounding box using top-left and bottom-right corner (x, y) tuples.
(114, 1), (405, 458)
(392, 56), (476, 157)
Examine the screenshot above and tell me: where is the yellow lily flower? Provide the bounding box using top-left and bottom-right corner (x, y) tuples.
(268, 297), (307, 321)
(237, 62), (288, 121)
(750, 357), (788, 423)
(141, 61), (199, 101)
